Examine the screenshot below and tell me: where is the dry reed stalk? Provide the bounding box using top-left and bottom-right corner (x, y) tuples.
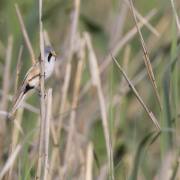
(63, 38), (85, 177)
(80, 10), (157, 98)
(77, 36), (161, 144)
(170, 0), (180, 33)
(43, 89), (52, 180)
(128, 18), (169, 78)
(133, 9), (159, 37)
(112, 55), (161, 130)
(112, 55), (162, 114)
(0, 144), (21, 179)
(85, 33), (115, 180)
(79, 147), (86, 180)
(7, 50), (24, 180)
(14, 46), (23, 95)
(97, 164), (108, 180)
(0, 89), (39, 114)
(123, 0), (159, 37)
(154, 152), (174, 180)
(49, 0), (80, 178)
(128, 0), (162, 110)
(1, 36), (13, 111)
(101, 9), (157, 74)
(7, 109), (24, 180)
(120, 14), (170, 95)
(43, 31), (59, 148)
(109, 1), (128, 49)
(21, 102), (39, 114)
(0, 111), (9, 117)
(81, 49), (161, 133)
(36, 0), (46, 178)
(15, 4), (35, 64)
(58, 0), (80, 133)
(48, 63), (72, 179)
(85, 143), (93, 180)
(131, 58), (162, 90)
(65, 0), (80, 64)
(0, 35), (13, 162)
(136, 12), (170, 53)
(56, 65), (72, 138)
(78, 50), (160, 143)
(48, 132), (60, 179)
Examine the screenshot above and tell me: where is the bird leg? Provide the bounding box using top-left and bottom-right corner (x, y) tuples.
(35, 87), (47, 99)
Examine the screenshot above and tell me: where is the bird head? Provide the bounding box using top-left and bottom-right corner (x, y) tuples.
(44, 46), (57, 63)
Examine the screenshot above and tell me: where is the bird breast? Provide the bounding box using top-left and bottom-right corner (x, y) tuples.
(45, 57), (55, 79)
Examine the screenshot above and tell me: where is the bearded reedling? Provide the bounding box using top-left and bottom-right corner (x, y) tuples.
(9, 46), (56, 117)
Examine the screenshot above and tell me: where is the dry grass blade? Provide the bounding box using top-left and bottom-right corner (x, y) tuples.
(7, 109), (24, 179)
(113, 45), (131, 130)
(1, 36), (13, 110)
(43, 89), (52, 180)
(85, 32), (114, 180)
(0, 89), (39, 114)
(13, 117), (24, 135)
(101, 9), (157, 74)
(112, 54), (161, 130)
(63, 38), (84, 177)
(85, 143), (93, 180)
(0, 111), (9, 117)
(123, 0), (159, 37)
(109, 1), (128, 48)
(15, 4), (35, 64)
(14, 46), (23, 94)
(0, 144), (21, 179)
(133, 8), (159, 37)
(128, 0), (162, 110)
(0, 35), (13, 161)
(80, 10), (157, 99)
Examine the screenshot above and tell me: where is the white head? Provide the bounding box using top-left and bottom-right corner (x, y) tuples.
(44, 46), (56, 79)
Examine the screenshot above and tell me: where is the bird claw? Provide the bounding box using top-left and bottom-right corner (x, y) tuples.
(39, 73), (46, 78)
(39, 91), (47, 99)
(36, 89), (46, 99)
(44, 92), (47, 99)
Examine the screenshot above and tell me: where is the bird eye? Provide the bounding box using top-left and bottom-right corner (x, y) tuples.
(48, 52), (52, 62)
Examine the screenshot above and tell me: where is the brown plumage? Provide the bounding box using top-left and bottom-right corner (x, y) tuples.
(10, 62), (41, 117)
(9, 46), (56, 118)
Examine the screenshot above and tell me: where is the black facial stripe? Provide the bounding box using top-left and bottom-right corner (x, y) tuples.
(48, 52), (52, 62)
(24, 84), (34, 94)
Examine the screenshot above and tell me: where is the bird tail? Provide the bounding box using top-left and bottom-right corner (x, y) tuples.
(9, 91), (25, 118)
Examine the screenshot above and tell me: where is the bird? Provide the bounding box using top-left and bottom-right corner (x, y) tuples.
(9, 46), (56, 117)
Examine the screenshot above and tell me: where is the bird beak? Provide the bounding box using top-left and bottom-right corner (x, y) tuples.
(51, 51), (57, 57)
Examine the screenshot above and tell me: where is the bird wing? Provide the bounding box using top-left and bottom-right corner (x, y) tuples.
(10, 62), (41, 117)
(21, 62), (40, 90)
(10, 90), (25, 116)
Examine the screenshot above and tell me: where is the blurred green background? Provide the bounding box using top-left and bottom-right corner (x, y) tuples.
(0, 0), (180, 179)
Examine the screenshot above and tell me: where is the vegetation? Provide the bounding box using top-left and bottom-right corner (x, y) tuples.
(0, 0), (180, 179)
